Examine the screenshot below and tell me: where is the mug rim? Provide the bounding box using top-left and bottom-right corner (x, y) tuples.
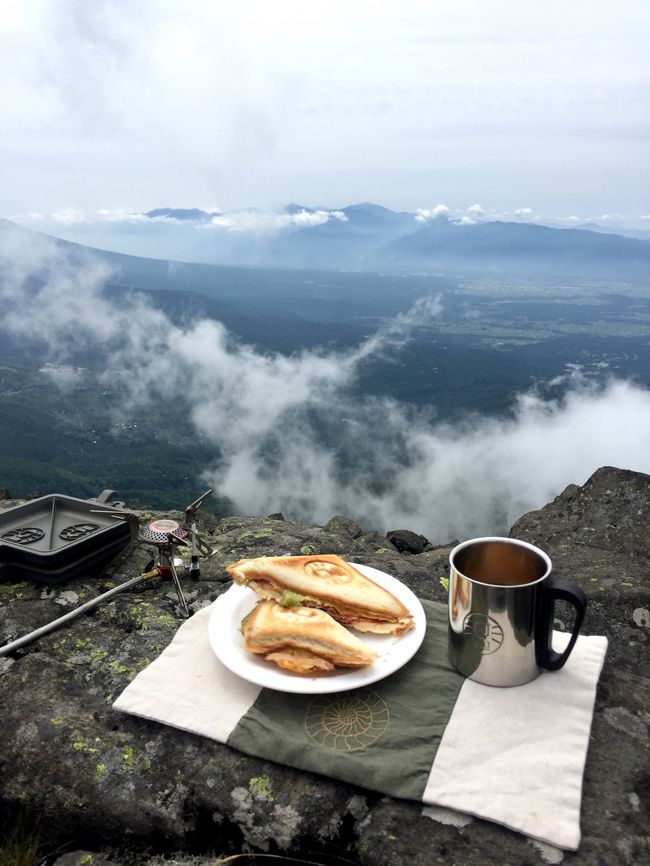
(449, 536), (552, 588)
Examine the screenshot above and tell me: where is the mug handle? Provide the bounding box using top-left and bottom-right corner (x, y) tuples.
(536, 579), (588, 671)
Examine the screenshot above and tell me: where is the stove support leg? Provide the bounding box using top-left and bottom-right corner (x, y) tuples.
(162, 546), (190, 618)
(190, 522), (200, 579)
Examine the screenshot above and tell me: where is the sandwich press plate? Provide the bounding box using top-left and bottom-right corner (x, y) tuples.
(208, 563), (427, 694)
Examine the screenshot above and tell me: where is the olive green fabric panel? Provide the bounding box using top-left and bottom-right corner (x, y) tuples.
(227, 600), (464, 801)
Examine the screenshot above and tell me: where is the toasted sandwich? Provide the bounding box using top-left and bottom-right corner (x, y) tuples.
(242, 600), (377, 674)
(228, 553), (414, 636)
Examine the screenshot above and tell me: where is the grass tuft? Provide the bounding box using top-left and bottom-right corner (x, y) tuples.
(0, 810), (41, 866)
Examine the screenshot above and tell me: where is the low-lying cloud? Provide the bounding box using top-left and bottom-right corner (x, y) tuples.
(415, 204), (450, 222)
(205, 209), (348, 232)
(10, 206), (349, 233)
(413, 203), (544, 228)
(2, 224), (650, 542)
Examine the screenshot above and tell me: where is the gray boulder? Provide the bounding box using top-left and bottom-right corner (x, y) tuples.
(386, 529), (433, 554)
(0, 466), (648, 866)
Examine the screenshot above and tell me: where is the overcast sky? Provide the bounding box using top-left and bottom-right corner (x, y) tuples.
(2, 0), (649, 225)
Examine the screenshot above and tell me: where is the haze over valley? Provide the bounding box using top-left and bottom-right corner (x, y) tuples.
(2, 216), (650, 542)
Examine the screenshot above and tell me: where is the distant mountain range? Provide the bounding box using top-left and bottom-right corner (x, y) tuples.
(6, 201), (650, 279)
(108, 202), (650, 279)
(376, 216), (650, 279)
(264, 204), (650, 278)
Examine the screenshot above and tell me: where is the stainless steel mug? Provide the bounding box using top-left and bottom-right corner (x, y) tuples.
(448, 537), (587, 687)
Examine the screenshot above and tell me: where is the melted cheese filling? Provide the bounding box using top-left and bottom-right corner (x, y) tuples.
(245, 578), (412, 634)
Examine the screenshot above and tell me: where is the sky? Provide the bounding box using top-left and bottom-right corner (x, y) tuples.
(1, 0), (649, 228)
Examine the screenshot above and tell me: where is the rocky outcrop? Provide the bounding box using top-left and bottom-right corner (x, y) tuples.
(511, 466), (650, 672)
(0, 466), (648, 866)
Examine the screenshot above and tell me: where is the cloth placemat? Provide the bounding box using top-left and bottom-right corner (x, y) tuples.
(113, 592), (607, 851)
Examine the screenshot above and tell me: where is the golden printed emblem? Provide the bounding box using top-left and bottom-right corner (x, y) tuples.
(305, 688), (390, 752)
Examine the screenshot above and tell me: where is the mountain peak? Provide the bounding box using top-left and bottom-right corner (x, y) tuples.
(145, 207), (216, 221)
(283, 202), (316, 214)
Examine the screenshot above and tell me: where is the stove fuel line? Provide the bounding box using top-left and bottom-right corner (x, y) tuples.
(0, 564), (168, 658)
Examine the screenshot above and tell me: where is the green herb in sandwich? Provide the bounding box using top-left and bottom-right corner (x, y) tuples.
(240, 611), (253, 634)
(279, 590), (306, 608)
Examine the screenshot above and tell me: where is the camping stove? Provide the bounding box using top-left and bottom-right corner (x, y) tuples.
(138, 518), (192, 617)
(0, 490), (215, 656)
(95, 490), (214, 618)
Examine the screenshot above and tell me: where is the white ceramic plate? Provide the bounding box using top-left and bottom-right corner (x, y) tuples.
(208, 562), (427, 694)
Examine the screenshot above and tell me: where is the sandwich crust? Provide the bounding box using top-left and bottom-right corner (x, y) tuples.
(228, 554), (414, 636)
(243, 601), (377, 673)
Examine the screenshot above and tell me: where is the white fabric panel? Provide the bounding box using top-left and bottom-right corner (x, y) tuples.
(422, 632), (608, 851)
(113, 602), (261, 741)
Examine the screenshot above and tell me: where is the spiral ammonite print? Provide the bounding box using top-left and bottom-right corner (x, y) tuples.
(305, 688), (390, 751)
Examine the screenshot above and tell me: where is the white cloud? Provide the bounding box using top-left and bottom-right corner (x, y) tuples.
(12, 208), (177, 227)
(415, 204), (450, 223)
(50, 208), (89, 225)
(289, 209), (348, 226)
(11, 206), (349, 235)
(466, 203), (486, 218)
(514, 207), (533, 219)
(95, 209), (168, 224)
(205, 209), (348, 233)
(39, 363), (85, 389)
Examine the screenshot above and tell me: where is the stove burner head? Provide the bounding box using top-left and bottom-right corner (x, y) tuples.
(139, 519), (188, 545)
(1, 527), (45, 545)
(59, 523), (100, 542)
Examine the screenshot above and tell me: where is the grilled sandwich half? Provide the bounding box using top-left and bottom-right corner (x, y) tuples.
(242, 600), (378, 674)
(228, 553), (414, 636)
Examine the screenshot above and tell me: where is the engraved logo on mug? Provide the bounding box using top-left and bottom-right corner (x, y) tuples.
(462, 613), (504, 655)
